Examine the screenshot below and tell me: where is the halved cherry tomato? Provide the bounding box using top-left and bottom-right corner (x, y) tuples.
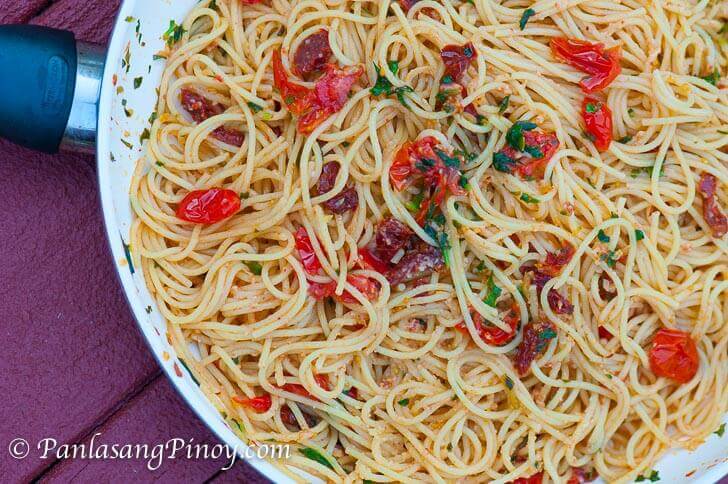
(280, 374), (329, 400)
(495, 130), (560, 180)
(512, 472), (544, 484)
(358, 247), (390, 273)
(550, 37), (621, 93)
(176, 188), (241, 224)
(649, 328), (699, 383)
(294, 227), (322, 275)
(232, 394), (272, 413)
(582, 97), (613, 151)
(697, 173), (727, 238)
(456, 303), (520, 346)
(389, 136), (440, 191)
(441, 42), (477, 82)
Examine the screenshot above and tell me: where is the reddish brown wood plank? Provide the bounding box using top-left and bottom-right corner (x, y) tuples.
(40, 377), (267, 483)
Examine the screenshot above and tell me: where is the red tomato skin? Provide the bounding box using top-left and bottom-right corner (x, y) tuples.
(358, 247), (390, 273)
(232, 394), (272, 413)
(512, 472), (544, 484)
(176, 188), (240, 224)
(649, 328), (699, 383)
(440, 42), (477, 82)
(598, 326), (614, 340)
(337, 275), (380, 303)
(582, 98), (613, 151)
(314, 374), (330, 391)
(550, 37), (621, 93)
(294, 227), (322, 275)
(496, 130), (560, 180)
(456, 303), (519, 346)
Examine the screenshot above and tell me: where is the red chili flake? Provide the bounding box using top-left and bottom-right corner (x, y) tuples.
(649, 328), (699, 383)
(179, 89), (246, 146)
(386, 244), (444, 285)
(582, 97), (613, 151)
(495, 129), (560, 180)
(697, 173), (727, 238)
(441, 42), (477, 82)
(232, 394), (272, 413)
(294, 227), (322, 275)
(550, 37), (621, 93)
(598, 326), (614, 340)
(456, 303), (520, 346)
(511, 472), (544, 484)
(316, 161), (359, 214)
(176, 188), (241, 224)
(514, 321), (557, 375)
(293, 29), (333, 78)
(273, 49), (363, 134)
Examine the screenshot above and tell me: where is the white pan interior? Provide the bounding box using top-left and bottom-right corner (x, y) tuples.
(95, 1), (728, 482)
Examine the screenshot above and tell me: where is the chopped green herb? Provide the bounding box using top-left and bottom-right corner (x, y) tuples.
(247, 101), (263, 113)
(398, 398), (409, 406)
(155, 161), (164, 167)
(178, 358), (200, 386)
(519, 8), (536, 30)
(435, 149), (461, 168)
(627, 108), (635, 117)
(492, 152), (516, 173)
(700, 68), (720, 86)
(371, 62), (397, 96)
(618, 135), (632, 144)
(394, 85), (415, 110)
(145, 305), (152, 314)
(125, 16), (136, 22)
(635, 470), (660, 482)
(498, 95), (510, 114)
(245, 261), (262, 275)
(476, 260), (486, 272)
(163, 20), (186, 47)
(405, 192), (424, 212)
(597, 229), (610, 243)
(520, 193), (540, 204)
(140, 128), (150, 144)
(585, 102), (599, 113)
(232, 356), (240, 365)
(300, 447), (335, 470)
(504, 375), (514, 390)
(601, 250), (618, 268)
(523, 145), (543, 158)
(635, 229), (645, 241)
(484, 275), (502, 307)
(505, 120), (537, 151)
(121, 138), (133, 149)
(133, 77), (143, 89)
(715, 423), (726, 437)
(540, 328), (557, 340)
(153, 53), (167, 61)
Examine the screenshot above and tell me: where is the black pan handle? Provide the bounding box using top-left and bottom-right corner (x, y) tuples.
(0, 25), (105, 154)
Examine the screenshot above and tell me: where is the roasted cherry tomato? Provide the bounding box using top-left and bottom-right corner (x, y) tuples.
(456, 303), (520, 346)
(514, 320), (557, 375)
(273, 49), (362, 134)
(512, 472), (544, 484)
(441, 42), (477, 82)
(649, 328), (699, 383)
(550, 37), (621, 93)
(389, 136), (439, 191)
(292, 29), (332, 77)
(494, 129), (560, 180)
(582, 97), (613, 151)
(697, 173), (727, 238)
(232, 394), (272, 413)
(294, 227), (322, 275)
(176, 188), (240, 224)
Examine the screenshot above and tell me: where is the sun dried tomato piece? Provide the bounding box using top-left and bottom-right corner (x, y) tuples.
(441, 42), (477, 82)
(494, 129), (560, 180)
(316, 162), (359, 214)
(697, 173), (727, 238)
(649, 328), (699, 383)
(293, 29), (332, 78)
(536, 244), (575, 276)
(211, 127), (245, 147)
(375, 218), (414, 263)
(513, 321), (556, 375)
(550, 37), (621, 93)
(176, 188), (241, 224)
(386, 244), (444, 285)
(232, 394), (272, 413)
(180, 89), (245, 146)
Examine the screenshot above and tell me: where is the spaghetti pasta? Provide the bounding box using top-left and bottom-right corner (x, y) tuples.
(130, 0), (728, 482)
